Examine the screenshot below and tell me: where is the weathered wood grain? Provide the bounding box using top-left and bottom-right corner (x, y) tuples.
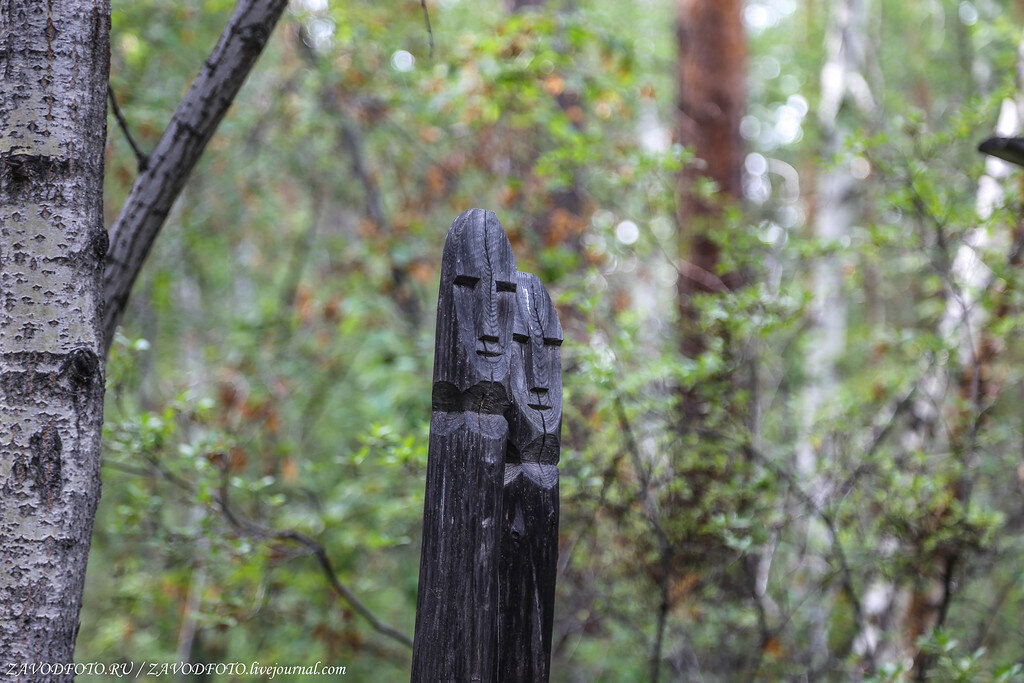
(412, 209), (518, 681)
(506, 272), (563, 465)
(497, 272), (563, 682)
(497, 462), (559, 682)
(431, 208), (518, 405)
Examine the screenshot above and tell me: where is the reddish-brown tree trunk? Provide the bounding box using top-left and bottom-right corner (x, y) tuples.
(675, 0), (747, 354)
(662, 2), (750, 677)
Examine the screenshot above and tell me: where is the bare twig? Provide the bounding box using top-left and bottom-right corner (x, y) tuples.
(107, 84), (148, 171)
(556, 446), (626, 576)
(278, 191), (325, 310)
(650, 544), (671, 683)
(676, 258), (730, 294)
(614, 396), (670, 544)
(742, 445), (865, 632)
(106, 454), (414, 650)
(969, 568), (1023, 651)
(218, 477), (414, 649)
(612, 396), (676, 682)
(833, 382), (920, 502)
(420, 0), (434, 58)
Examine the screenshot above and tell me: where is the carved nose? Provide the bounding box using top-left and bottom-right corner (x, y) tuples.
(476, 334), (501, 357)
(527, 387), (551, 411)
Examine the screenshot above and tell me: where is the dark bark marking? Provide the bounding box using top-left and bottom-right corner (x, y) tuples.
(87, 227), (108, 262)
(0, 153), (71, 201)
(29, 425), (62, 504)
(63, 347), (101, 457)
(0, 370), (59, 403)
(62, 347), (99, 393)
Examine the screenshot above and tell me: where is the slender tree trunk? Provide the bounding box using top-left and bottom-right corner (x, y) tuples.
(674, 0), (747, 445)
(675, 0), (746, 325)
(670, 0), (749, 675)
(0, 0), (110, 673)
(800, 0), (875, 666)
(800, 0), (874, 478)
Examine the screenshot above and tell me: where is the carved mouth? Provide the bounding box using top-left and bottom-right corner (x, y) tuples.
(527, 403), (551, 411)
(476, 349), (502, 358)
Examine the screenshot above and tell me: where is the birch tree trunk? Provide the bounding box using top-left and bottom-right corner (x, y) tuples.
(798, 0), (875, 666)
(0, 0), (110, 673)
(800, 0), (874, 478)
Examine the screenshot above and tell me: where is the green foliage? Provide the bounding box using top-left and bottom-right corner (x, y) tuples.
(81, 0), (1024, 679)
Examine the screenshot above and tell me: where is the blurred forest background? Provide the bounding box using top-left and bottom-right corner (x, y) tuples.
(84, 0), (1024, 679)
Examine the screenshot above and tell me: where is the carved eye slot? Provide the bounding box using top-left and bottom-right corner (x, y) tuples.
(543, 338), (563, 347)
(453, 274), (480, 288)
(513, 333), (529, 343)
(496, 280), (517, 292)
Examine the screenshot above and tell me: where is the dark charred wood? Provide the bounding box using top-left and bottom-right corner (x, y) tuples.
(497, 462), (558, 682)
(412, 210), (519, 681)
(978, 136), (1024, 168)
(413, 215), (563, 682)
(506, 272), (563, 466)
(496, 273), (562, 682)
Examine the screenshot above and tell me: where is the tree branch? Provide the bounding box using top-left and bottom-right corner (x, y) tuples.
(107, 453), (415, 650)
(103, 0), (290, 353)
(216, 477), (414, 649)
(107, 84), (149, 171)
(420, 0), (434, 58)
(741, 444), (866, 634)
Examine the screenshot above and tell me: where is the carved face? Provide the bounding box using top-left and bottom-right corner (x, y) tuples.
(436, 209), (518, 389)
(508, 272), (562, 463)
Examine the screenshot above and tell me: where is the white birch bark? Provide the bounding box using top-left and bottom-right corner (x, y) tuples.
(798, 0), (874, 665)
(800, 0), (874, 478)
(0, 0), (110, 673)
(945, 96), (1021, 347)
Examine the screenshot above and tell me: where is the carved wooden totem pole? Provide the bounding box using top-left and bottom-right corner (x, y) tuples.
(412, 210), (562, 682)
(412, 209), (518, 681)
(497, 272), (562, 681)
